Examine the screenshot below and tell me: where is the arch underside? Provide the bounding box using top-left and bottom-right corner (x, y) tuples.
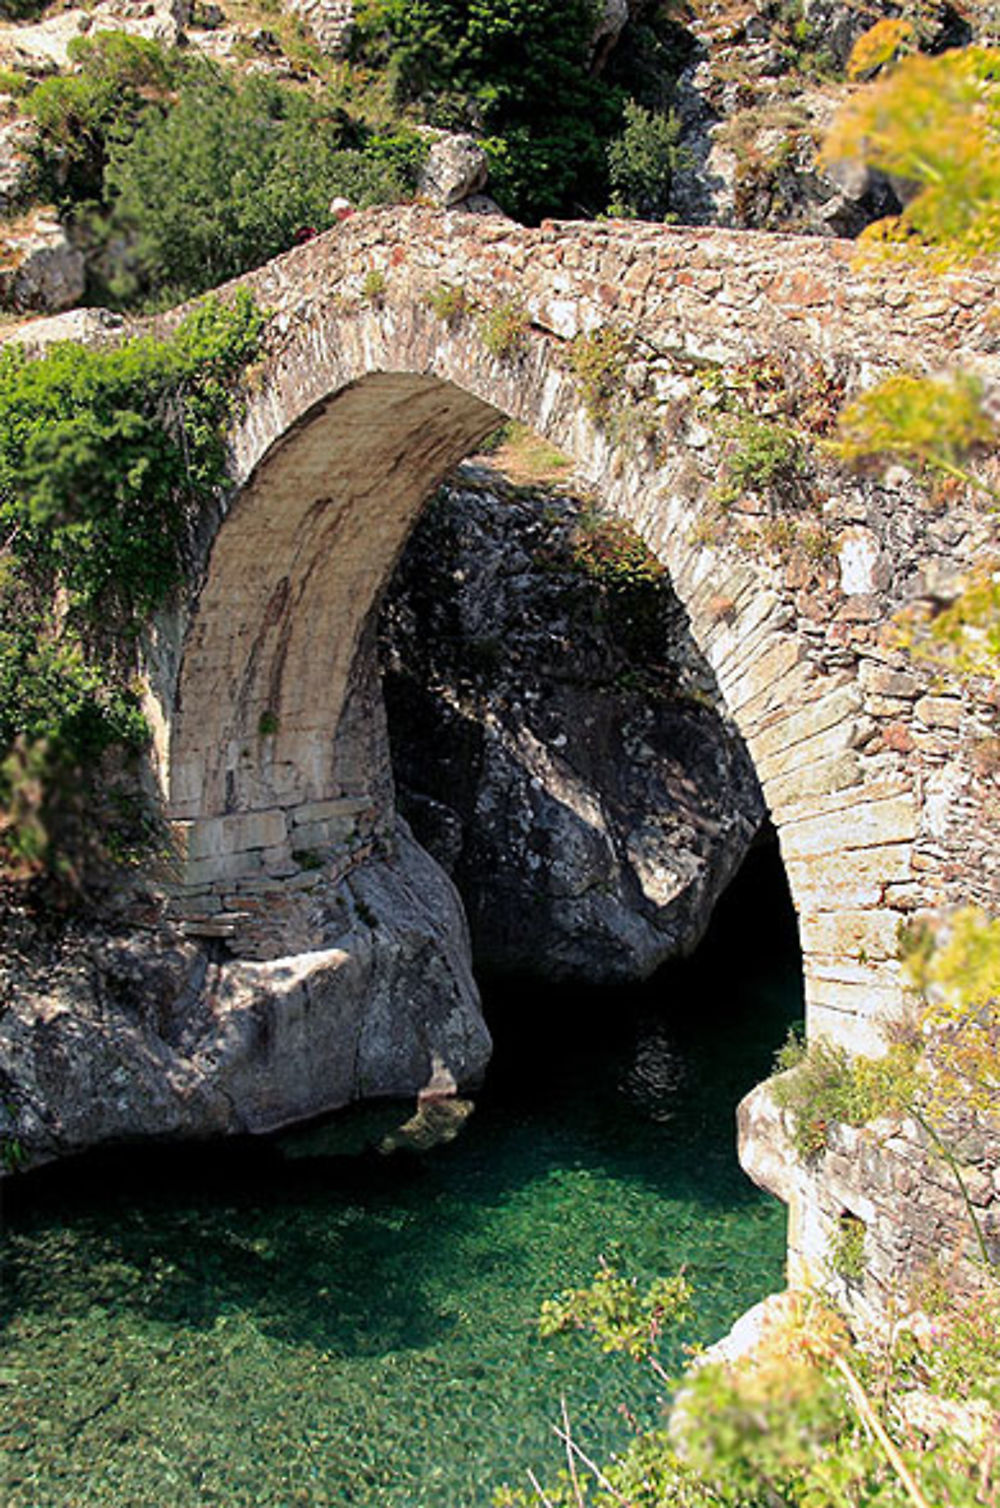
(158, 269), (992, 1060)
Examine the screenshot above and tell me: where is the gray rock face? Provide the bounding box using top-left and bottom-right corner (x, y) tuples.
(0, 821), (490, 1169)
(670, 56), (901, 236)
(285, 0), (355, 56)
(0, 210), (86, 313)
(0, 118), (37, 218)
(0, 3), (188, 74)
(417, 133), (489, 208)
(379, 467), (766, 984)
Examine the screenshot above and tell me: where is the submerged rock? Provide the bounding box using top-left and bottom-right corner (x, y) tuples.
(379, 465), (766, 985)
(0, 820), (490, 1171)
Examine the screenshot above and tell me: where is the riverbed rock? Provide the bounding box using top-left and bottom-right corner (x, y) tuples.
(0, 820), (490, 1170)
(379, 466), (766, 984)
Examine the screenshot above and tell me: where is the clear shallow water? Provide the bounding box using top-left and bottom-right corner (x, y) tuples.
(0, 848), (802, 1508)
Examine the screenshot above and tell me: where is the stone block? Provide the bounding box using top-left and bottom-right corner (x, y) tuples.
(798, 907), (902, 963)
(757, 723), (864, 788)
(914, 695), (963, 731)
(290, 796), (373, 825)
(766, 751), (863, 810)
(784, 844), (914, 910)
(781, 794), (918, 859)
(189, 808), (289, 859)
(751, 684), (864, 767)
(181, 847), (268, 887)
(860, 665), (920, 699)
(290, 817), (356, 852)
(806, 998), (899, 1056)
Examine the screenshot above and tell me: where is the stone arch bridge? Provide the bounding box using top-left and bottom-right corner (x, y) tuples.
(144, 205), (999, 1067)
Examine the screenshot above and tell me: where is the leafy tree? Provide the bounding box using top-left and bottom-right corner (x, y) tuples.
(0, 292), (265, 880)
(102, 72), (423, 302)
(606, 99), (682, 220)
(352, 0), (623, 221)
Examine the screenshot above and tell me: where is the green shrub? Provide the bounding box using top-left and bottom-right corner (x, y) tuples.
(566, 327), (631, 427)
(725, 415), (804, 492)
(361, 268), (388, 303)
(27, 31), (182, 204)
(0, 291), (265, 880)
(427, 281), (471, 326)
(829, 1213), (867, 1283)
(0, 69), (31, 100)
(352, 0), (622, 221)
(478, 299), (529, 360)
(102, 75), (423, 302)
(606, 99), (683, 219)
(772, 1031), (920, 1161)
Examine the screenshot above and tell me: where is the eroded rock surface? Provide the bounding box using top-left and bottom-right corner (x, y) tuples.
(0, 208), (85, 312)
(379, 466), (766, 984)
(0, 820), (490, 1170)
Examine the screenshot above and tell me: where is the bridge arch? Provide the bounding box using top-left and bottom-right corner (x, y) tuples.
(148, 207), (1000, 1066)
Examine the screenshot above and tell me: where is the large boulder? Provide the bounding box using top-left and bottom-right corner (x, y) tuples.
(0, 821), (490, 1170)
(379, 467), (766, 984)
(417, 132), (489, 208)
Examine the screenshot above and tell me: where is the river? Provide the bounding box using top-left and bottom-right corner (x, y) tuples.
(0, 844), (800, 1507)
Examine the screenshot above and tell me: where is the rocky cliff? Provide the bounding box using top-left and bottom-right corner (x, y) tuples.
(380, 462), (766, 983)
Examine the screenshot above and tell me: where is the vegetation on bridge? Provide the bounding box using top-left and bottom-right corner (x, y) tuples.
(0, 290), (265, 884)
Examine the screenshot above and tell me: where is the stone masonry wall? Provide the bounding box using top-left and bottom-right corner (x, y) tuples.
(144, 207), (1000, 1060)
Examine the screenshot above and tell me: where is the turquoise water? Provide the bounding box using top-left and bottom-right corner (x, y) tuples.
(0, 848), (801, 1508)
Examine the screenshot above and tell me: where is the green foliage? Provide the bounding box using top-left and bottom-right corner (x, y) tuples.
(0, 68), (31, 99)
(846, 17), (916, 80)
(569, 506), (664, 590)
(361, 268), (387, 303)
(903, 907), (1000, 1121)
(26, 31), (182, 204)
(427, 281), (471, 326)
(723, 415), (804, 495)
(822, 46), (1000, 264)
(566, 327), (631, 427)
(772, 1031), (919, 1160)
(352, 0), (623, 221)
(478, 299), (530, 361)
(502, 1282), (1000, 1507)
(898, 564), (1000, 683)
(829, 1214), (867, 1283)
(835, 372), (997, 496)
(0, 291), (265, 879)
(606, 99), (682, 220)
(565, 506), (668, 663)
(539, 1260), (692, 1362)
(102, 73), (423, 303)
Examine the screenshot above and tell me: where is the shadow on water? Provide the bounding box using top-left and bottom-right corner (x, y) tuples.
(0, 838), (803, 1507)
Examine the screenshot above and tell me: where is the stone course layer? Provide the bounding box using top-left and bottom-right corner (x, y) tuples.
(146, 205), (999, 1056)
